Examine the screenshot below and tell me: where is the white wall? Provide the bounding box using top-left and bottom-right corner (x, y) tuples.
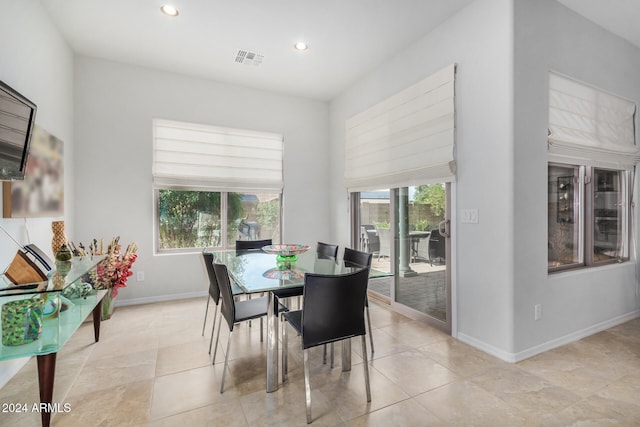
(512, 0), (640, 357)
(329, 0), (516, 356)
(0, 0), (74, 386)
(73, 57), (330, 304)
(330, 0), (640, 361)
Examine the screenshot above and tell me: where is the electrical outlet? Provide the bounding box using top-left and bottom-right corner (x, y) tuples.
(534, 304), (542, 321)
(136, 271), (145, 282)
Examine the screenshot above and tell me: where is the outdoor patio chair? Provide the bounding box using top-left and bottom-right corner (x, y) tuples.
(428, 229), (445, 265)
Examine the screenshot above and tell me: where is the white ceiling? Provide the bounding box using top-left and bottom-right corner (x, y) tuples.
(39, 0), (640, 102)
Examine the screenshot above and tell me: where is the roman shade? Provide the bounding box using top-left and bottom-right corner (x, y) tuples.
(548, 72), (639, 169)
(345, 63), (456, 193)
(153, 119), (283, 191)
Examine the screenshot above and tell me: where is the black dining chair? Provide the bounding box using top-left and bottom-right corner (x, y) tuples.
(212, 262), (286, 393)
(236, 238), (273, 251)
(343, 248), (374, 359)
(315, 242), (339, 363)
(324, 247), (374, 367)
(274, 242), (339, 314)
(281, 269), (371, 424)
(235, 238), (273, 327)
(316, 241), (338, 259)
(201, 251), (244, 355)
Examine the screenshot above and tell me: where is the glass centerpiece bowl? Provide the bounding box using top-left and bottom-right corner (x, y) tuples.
(262, 244), (310, 270)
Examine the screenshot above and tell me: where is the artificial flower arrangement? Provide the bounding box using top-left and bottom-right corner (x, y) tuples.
(69, 236), (139, 298)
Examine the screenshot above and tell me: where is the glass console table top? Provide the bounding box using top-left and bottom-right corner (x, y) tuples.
(0, 256), (105, 297)
(0, 289), (107, 361)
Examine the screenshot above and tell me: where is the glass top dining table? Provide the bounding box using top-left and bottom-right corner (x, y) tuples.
(209, 248), (384, 392)
(210, 248), (384, 293)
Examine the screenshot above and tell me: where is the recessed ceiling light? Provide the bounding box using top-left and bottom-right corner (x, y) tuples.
(160, 5), (179, 16)
(294, 42), (309, 51)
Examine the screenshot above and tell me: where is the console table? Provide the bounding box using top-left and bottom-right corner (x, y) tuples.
(0, 256), (105, 427)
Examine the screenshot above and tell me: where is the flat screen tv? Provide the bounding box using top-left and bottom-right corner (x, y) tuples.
(0, 80), (37, 181)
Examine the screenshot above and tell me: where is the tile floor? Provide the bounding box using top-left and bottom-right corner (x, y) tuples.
(1, 297), (640, 426)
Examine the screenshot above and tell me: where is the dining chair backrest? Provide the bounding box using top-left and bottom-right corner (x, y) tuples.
(301, 268), (369, 350)
(316, 242), (339, 259)
(236, 239), (273, 252)
(202, 252), (221, 305)
(213, 263), (237, 332)
(343, 247), (372, 270)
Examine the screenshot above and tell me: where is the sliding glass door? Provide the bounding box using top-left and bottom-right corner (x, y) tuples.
(358, 190), (392, 299)
(355, 183), (451, 331)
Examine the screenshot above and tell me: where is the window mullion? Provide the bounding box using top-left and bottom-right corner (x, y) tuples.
(220, 192), (228, 249)
(583, 166), (593, 266)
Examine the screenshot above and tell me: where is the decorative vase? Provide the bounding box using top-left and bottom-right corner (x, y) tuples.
(276, 254), (297, 270)
(51, 221), (67, 257)
(55, 243), (72, 261)
(55, 260), (72, 277)
(101, 289), (116, 320)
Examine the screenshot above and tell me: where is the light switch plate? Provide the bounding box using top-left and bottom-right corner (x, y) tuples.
(460, 209), (479, 224)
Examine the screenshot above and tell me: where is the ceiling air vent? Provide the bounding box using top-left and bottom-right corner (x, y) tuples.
(235, 50), (264, 66)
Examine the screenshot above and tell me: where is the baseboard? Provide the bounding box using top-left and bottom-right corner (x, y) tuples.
(113, 290), (207, 307)
(457, 309), (640, 363)
(512, 310), (640, 362)
(457, 333), (517, 362)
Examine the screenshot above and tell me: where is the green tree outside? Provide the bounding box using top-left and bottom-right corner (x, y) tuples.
(413, 183), (445, 217)
(158, 190), (243, 249)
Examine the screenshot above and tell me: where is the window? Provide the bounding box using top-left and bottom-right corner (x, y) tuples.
(547, 73), (637, 272)
(156, 189), (281, 251)
(153, 119), (283, 253)
(548, 164), (630, 271)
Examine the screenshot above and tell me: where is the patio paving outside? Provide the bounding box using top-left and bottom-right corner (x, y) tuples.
(369, 257), (447, 321)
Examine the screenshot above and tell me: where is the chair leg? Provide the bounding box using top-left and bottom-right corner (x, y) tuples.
(365, 304), (374, 357)
(361, 335), (371, 402)
(220, 330), (233, 394)
(208, 304), (218, 354)
(282, 317), (288, 382)
(202, 296), (210, 336)
(304, 349), (312, 424)
(260, 317), (263, 342)
(212, 313), (223, 364)
(330, 342), (334, 368)
(323, 344), (327, 364)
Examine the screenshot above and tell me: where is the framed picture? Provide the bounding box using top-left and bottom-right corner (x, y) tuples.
(2, 125), (64, 218)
